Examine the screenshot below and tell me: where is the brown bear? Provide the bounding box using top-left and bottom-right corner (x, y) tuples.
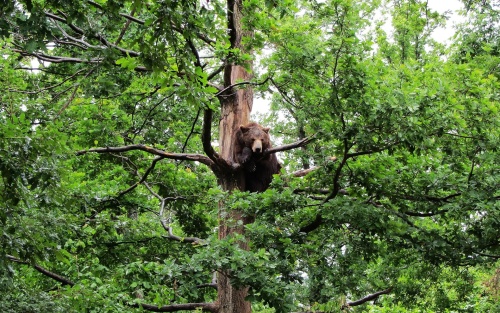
(233, 122), (281, 192)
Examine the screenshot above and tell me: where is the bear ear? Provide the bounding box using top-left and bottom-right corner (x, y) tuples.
(240, 125), (250, 133)
(263, 127), (270, 133)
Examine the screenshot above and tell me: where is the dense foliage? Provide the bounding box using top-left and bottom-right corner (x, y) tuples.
(0, 0), (499, 312)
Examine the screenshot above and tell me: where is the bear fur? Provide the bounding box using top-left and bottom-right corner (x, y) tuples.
(233, 122), (281, 192)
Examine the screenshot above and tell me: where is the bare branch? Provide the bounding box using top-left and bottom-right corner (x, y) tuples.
(12, 48), (103, 64)
(292, 166), (320, 177)
(116, 9), (136, 45)
(119, 12), (145, 25)
(342, 287), (392, 309)
(89, 1), (216, 46)
(215, 76), (271, 98)
(75, 144), (215, 168)
(264, 136), (315, 156)
(154, 190), (205, 245)
(54, 66), (95, 118)
(45, 10), (140, 57)
(162, 229), (205, 245)
(186, 37), (202, 68)
(170, 23), (216, 46)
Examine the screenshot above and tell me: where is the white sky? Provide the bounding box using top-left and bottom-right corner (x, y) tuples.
(428, 0), (465, 42)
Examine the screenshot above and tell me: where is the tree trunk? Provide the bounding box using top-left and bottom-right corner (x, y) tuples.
(216, 1), (253, 312)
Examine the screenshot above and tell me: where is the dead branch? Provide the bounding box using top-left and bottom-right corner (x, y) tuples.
(45, 11), (140, 57)
(155, 187), (205, 245)
(292, 166), (321, 177)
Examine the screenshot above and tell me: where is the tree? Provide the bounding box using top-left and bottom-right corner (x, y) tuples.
(1, 0), (499, 312)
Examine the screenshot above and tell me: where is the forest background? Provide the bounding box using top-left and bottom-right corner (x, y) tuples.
(0, 0), (499, 312)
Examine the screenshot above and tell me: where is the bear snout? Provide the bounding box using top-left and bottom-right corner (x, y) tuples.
(252, 140), (263, 153)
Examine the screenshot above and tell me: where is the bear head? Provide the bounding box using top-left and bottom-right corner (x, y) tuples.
(238, 122), (271, 154)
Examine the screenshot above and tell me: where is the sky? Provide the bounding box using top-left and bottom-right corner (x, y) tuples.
(428, 0), (465, 43)
(251, 0), (465, 117)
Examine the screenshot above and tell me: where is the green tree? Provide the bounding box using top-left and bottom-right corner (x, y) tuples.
(0, 0), (499, 312)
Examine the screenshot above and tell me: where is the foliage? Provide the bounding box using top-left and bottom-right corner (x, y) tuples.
(0, 0), (499, 312)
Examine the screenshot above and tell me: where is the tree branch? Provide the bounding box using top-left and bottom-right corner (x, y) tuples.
(264, 136), (315, 156)
(6, 255), (75, 286)
(202, 108), (220, 163)
(292, 166), (321, 177)
(215, 76), (271, 98)
(116, 155), (166, 197)
(300, 140), (399, 234)
(396, 192), (462, 203)
(6, 255), (217, 312)
(115, 8), (136, 45)
(207, 63), (225, 82)
(45, 10), (140, 57)
(155, 190), (205, 245)
(7, 68), (86, 94)
(131, 302), (218, 312)
(75, 145), (215, 168)
(181, 108), (201, 153)
(342, 287), (392, 309)
(12, 48), (103, 64)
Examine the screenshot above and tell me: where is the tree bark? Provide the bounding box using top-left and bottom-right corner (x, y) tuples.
(216, 1), (253, 312)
